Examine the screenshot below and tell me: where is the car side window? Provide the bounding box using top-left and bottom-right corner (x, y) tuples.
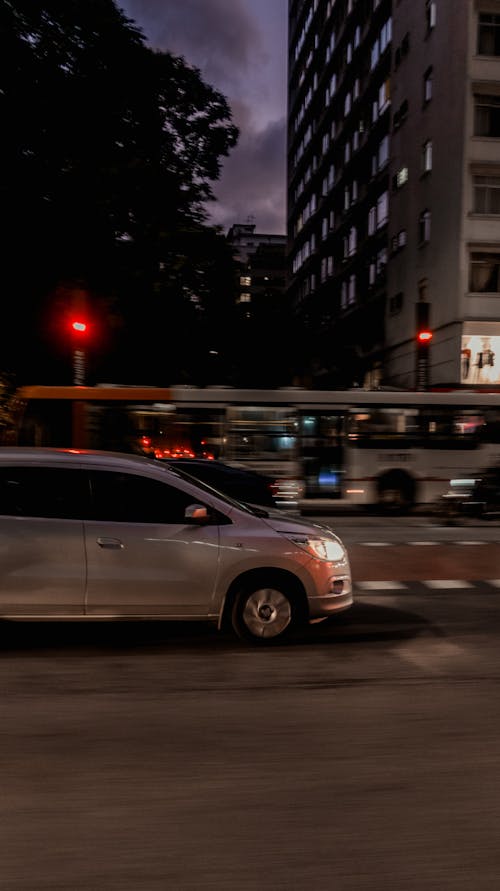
(88, 471), (201, 524)
(0, 467), (89, 519)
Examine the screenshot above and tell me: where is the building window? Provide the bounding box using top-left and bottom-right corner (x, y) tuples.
(240, 275), (251, 287)
(469, 252), (500, 292)
(474, 94), (500, 137)
(239, 292), (251, 303)
(378, 135), (390, 169)
(423, 67), (433, 103)
(419, 209), (431, 244)
(422, 140), (432, 173)
(473, 174), (500, 213)
(425, 0), (436, 32)
(392, 230), (407, 253)
(376, 191), (389, 228)
(394, 166), (408, 189)
(478, 13), (500, 56)
(348, 274), (356, 304)
(389, 292), (404, 314)
(348, 226), (357, 256)
(393, 99), (408, 130)
(368, 206), (376, 235)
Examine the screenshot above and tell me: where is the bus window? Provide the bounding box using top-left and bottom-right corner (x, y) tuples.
(347, 408), (421, 447)
(300, 412), (345, 497)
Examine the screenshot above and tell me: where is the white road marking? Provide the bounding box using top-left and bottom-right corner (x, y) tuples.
(361, 541), (391, 547)
(423, 579), (474, 589)
(356, 580), (408, 590)
(454, 541), (486, 546)
(407, 540), (439, 546)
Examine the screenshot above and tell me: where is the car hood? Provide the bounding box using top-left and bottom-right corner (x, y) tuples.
(258, 510), (339, 539)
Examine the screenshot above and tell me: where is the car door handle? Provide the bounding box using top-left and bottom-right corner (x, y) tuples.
(97, 537), (124, 549)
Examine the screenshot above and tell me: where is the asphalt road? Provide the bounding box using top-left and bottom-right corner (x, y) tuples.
(1, 515), (500, 890)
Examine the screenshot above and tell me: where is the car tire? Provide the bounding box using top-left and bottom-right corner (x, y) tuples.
(231, 583), (300, 644)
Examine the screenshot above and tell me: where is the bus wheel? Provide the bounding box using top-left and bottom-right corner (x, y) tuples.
(231, 582), (300, 644)
(377, 471), (415, 514)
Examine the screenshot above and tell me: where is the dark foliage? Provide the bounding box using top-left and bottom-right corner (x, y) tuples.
(0, 0), (239, 384)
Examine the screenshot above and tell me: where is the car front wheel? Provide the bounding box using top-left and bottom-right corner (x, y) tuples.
(231, 583), (299, 644)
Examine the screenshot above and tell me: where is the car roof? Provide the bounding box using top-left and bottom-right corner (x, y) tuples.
(0, 447), (159, 469)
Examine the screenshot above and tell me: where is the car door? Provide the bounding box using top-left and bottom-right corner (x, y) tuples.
(0, 466), (87, 616)
(83, 469), (222, 617)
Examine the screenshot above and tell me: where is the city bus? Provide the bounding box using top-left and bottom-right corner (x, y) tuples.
(12, 384), (500, 510)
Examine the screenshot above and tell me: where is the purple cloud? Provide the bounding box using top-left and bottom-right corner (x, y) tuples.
(117, 0), (287, 234)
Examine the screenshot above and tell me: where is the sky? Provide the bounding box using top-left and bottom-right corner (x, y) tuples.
(117, 0), (288, 235)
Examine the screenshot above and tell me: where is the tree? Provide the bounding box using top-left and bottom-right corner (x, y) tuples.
(0, 0), (238, 383)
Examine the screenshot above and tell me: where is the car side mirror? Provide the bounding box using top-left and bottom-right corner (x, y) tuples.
(185, 503), (210, 524)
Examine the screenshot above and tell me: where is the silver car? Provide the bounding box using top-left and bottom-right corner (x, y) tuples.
(0, 448), (352, 644)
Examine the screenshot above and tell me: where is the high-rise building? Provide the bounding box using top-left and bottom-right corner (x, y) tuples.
(287, 0), (500, 389)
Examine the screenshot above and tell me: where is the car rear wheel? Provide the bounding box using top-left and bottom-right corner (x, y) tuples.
(231, 583), (299, 644)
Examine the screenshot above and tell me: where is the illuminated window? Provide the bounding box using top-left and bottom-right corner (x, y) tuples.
(239, 292), (251, 303)
(396, 166), (409, 187)
(240, 276), (251, 286)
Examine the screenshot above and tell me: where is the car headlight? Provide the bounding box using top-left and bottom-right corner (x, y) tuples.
(285, 533), (347, 562)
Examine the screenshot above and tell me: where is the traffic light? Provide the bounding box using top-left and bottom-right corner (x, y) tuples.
(71, 320), (87, 334)
(415, 301), (432, 390)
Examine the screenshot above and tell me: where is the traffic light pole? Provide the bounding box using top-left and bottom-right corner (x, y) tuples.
(73, 348), (85, 386)
(416, 343), (430, 391)
(415, 301), (432, 391)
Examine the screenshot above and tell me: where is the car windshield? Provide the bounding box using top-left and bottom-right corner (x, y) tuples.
(154, 460), (270, 517)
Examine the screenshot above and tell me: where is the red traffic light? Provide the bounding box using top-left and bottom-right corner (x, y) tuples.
(417, 330), (432, 343)
(71, 320), (87, 333)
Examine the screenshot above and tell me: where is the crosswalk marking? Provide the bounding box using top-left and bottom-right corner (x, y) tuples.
(357, 539), (499, 546)
(455, 541), (485, 546)
(353, 579), (500, 592)
(424, 579), (474, 589)
(356, 580), (408, 591)
(407, 540), (439, 546)
(361, 541), (391, 547)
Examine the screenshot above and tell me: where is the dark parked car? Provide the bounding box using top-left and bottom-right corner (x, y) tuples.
(159, 458), (282, 509)
(437, 462), (500, 521)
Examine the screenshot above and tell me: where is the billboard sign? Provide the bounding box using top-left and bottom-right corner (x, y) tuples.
(461, 335), (499, 385)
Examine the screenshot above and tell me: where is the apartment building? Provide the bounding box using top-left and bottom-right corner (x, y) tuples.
(287, 0), (500, 388)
